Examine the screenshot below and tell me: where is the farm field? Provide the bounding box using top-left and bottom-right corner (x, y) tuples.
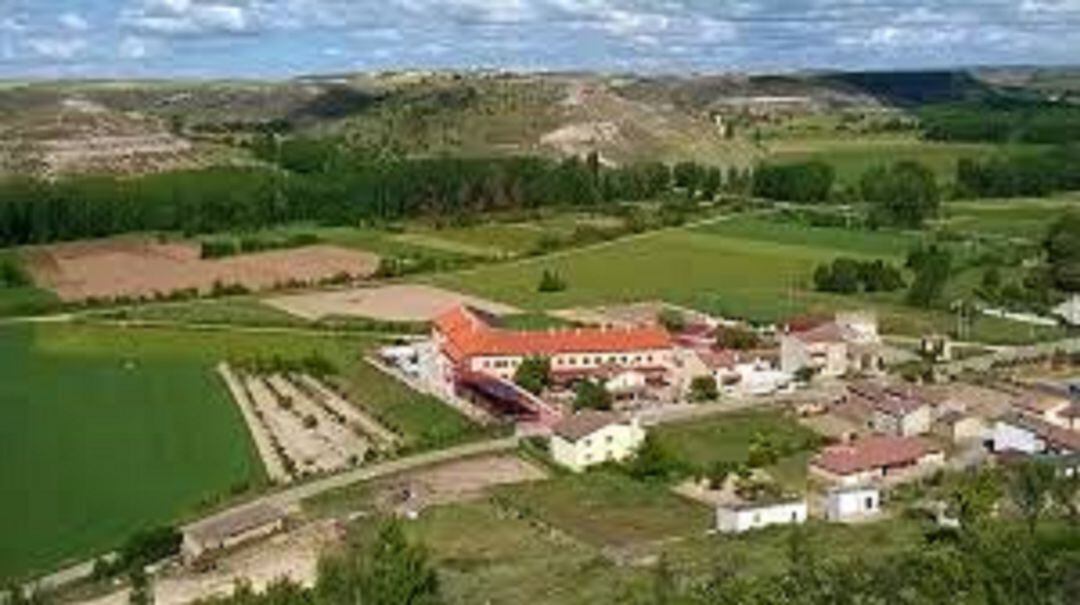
(24, 238), (378, 302)
(428, 216), (917, 322)
(940, 193), (1080, 240)
(34, 323), (486, 451)
(766, 135), (1017, 185)
(0, 320), (486, 580)
(428, 215), (1065, 344)
(0, 324), (263, 581)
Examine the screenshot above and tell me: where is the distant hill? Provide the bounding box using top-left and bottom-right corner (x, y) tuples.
(0, 68), (1067, 178)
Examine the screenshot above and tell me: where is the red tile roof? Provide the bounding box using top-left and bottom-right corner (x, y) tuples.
(434, 305), (672, 363)
(847, 382), (931, 417)
(791, 321), (850, 344)
(811, 435), (938, 476)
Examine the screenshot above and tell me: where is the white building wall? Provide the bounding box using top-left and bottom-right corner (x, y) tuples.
(550, 421), (646, 472)
(826, 488), (880, 521)
(716, 501), (808, 534)
(993, 422), (1045, 454)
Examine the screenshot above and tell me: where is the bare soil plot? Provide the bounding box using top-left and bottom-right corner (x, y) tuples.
(295, 374), (402, 449)
(372, 455), (548, 514)
(217, 363), (291, 484)
(265, 284), (518, 322)
(243, 374), (368, 478)
(24, 238), (378, 302)
(151, 520), (341, 605)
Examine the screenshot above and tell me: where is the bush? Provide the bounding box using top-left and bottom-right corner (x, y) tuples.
(689, 376), (719, 402)
(573, 379), (612, 411)
(753, 161), (835, 203)
(513, 356), (551, 395)
(537, 269), (567, 293)
(0, 259), (29, 288)
(200, 239), (238, 259)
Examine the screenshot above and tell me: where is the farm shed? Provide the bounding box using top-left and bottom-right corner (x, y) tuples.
(715, 498), (807, 534)
(182, 503), (288, 563)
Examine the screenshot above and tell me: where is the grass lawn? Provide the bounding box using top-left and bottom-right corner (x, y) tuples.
(664, 518), (926, 580)
(495, 470), (712, 549)
(652, 411), (823, 491)
(403, 500), (646, 605)
(0, 324), (264, 581)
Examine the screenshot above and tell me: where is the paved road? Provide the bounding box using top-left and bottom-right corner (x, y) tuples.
(29, 437), (518, 594)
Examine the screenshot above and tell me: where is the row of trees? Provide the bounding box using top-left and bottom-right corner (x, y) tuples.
(956, 146), (1080, 199)
(813, 258), (905, 294)
(753, 159), (943, 228)
(919, 100), (1080, 144)
(0, 146), (752, 248)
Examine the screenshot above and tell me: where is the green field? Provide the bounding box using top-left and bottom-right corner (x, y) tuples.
(0, 324), (263, 581)
(429, 216), (919, 322)
(0, 250), (58, 317)
(764, 132), (1029, 186)
(496, 470), (711, 549)
(941, 194), (1080, 240)
(652, 411), (823, 490)
(389, 483), (923, 604)
(0, 322), (483, 580)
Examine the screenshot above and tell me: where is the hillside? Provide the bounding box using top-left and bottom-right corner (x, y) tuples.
(0, 68), (1067, 178)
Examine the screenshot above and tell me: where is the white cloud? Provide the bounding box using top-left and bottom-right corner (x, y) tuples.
(28, 38), (88, 60)
(123, 0), (252, 35)
(118, 36), (160, 59)
(59, 12), (90, 32)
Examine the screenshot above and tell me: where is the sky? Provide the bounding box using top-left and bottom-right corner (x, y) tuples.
(1, 1), (1079, 79)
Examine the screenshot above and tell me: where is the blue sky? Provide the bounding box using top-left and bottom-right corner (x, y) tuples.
(2, 1), (1079, 79)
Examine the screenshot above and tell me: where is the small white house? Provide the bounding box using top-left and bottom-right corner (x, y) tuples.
(549, 411), (646, 472)
(715, 499), (807, 534)
(825, 486), (881, 522)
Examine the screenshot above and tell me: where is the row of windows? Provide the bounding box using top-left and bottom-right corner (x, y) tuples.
(478, 353), (658, 370)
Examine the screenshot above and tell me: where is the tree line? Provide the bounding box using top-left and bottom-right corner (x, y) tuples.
(0, 140), (754, 248)
(919, 100), (1080, 144)
(956, 145), (1080, 199)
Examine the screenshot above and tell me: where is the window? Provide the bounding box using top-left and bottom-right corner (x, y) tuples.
(865, 497), (874, 510)
(584, 439), (592, 447)
(606, 435), (613, 443)
(791, 511), (798, 521)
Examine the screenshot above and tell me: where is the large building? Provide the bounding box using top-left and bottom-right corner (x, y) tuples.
(432, 305), (676, 391)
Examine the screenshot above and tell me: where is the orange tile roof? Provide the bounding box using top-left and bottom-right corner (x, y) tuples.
(434, 305), (672, 363)
(811, 435), (938, 476)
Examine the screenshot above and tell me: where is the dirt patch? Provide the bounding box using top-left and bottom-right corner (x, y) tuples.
(153, 520), (342, 605)
(24, 238), (379, 302)
(372, 455), (548, 514)
(264, 284), (518, 322)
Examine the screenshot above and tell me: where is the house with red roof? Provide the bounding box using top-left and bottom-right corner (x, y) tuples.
(841, 381), (935, 437)
(780, 312), (883, 378)
(432, 305), (676, 393)
(809, 435), (944, 486)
